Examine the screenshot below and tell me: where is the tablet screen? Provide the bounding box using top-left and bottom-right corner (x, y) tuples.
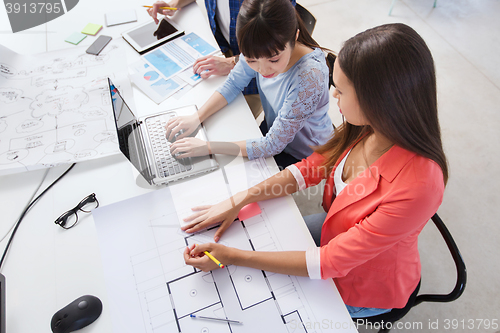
(127, 19), (178, 48)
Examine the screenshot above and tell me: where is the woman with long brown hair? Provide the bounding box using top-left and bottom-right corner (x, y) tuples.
(166, 0), (333, 169)
(181, 23), (447, 317)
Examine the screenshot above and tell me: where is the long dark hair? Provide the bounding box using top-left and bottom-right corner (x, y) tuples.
(316, 23), (448, 184)
(236, 0), (322, 59)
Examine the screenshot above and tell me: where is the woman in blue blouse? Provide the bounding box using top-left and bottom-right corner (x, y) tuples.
(168, 0), (333, 169)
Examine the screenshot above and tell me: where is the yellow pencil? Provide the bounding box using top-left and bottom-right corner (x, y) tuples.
(143, 5), (178, 10)
(203, 250), (225, 268)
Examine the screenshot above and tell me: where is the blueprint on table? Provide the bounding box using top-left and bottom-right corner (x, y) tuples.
(0, 43), (131, 175)
(92, 162), (357, 333)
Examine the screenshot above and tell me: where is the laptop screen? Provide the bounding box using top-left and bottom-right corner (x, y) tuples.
(108, 79), (154, 182)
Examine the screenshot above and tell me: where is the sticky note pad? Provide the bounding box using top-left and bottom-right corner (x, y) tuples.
(65, 32), (87, 45)
(81, 23), (102, 35)
(237, 202), (261, 221)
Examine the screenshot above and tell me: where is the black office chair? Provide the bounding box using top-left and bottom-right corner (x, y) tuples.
(356, 213), (467, 333)
(326, 52), (336, 89)
(296, 3), (316, 35)
(325, 52), (337, 129)
(297, 3), (335, 91)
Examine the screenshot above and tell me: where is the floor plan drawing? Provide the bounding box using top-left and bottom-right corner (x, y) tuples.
(93, 183), (356, 333)
(132, 216), (316, 333)
(92, 164), (356, 333)
(0, 43), (132, 174)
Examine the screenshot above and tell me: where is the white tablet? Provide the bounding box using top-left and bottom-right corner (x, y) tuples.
(122, 18), (184, 54)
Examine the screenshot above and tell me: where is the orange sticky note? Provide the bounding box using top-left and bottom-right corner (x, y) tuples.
(237, 202), (261, 221)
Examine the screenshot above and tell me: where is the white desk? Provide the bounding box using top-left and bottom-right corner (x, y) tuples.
(0, 2), (356, 332)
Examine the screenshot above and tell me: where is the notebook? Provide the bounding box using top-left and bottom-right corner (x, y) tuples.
(105, 10), (137, 27)
(108, 78), (219, 185)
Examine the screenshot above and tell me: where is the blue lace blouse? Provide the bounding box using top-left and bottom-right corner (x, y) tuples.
(217, 47), (333, 160)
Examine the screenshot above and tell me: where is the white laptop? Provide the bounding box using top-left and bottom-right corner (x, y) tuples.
(108, 78), (219, 185)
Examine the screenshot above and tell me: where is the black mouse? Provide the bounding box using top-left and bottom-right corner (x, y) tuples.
(51, 295), (103, 333)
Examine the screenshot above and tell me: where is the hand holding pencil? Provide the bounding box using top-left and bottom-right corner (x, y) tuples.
(146, 1), (179, 23)
(143, 5), (178, 11)
(203, 249), (225, 268)
(184, 243), (228, 271)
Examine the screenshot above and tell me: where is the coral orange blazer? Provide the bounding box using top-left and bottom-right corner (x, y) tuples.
(294, 144), (445, 308)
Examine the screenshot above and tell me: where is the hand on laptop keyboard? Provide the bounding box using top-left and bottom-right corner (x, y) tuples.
(165, 114), (201, 142)
(172, 129), (183, 142)
(170, 137), (210, 158)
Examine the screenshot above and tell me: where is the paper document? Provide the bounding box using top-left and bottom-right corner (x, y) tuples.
(145, 32), (217, 80)
(177, 68), (202, 86)
(224, 157), (273, 196)
(130, 62), (187, 104)
(0, 43), (131, 175)
(130, 32), (217, 104)
(105, 10), (137, 27)
(169, 158), (272, 229)
(168, 169), (231, 228)
(93, 184), (357, 333)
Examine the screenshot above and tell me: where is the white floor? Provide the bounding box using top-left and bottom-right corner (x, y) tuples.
(291, 0), (500, 332)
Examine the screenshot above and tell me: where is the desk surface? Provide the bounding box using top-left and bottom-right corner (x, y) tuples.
(0, 2), (356, 332)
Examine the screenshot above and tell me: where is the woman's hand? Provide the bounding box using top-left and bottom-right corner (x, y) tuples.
(184, 243), (235, 272)
(184, 243), (309, 276)
(181, 196), (244, 242)
(193, 55), (236, 79)
(165, 114), (200, 141)
(147, 1), (179, 23)
(170, 138), (209, 158)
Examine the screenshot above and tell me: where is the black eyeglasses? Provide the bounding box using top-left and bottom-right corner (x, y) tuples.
(54, 193), (99, 229)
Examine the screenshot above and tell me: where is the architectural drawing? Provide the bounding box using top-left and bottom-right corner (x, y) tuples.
(93, 169), (356, 333)
(0, 43), (132, 174)
(126, 212), (318, 333)
(106, 205), (318, 333)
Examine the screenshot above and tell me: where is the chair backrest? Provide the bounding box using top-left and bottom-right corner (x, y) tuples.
(296, 4), (335, 92)
(296, 3), (316, 35)
(326, 52), (336, 89)
(357, 213), (467, 331)
(414, 213), (467, 305)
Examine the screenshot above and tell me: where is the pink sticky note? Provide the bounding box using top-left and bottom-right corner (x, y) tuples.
(238, 202), (261, 221)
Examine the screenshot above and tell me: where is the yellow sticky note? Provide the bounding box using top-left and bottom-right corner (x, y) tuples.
(81, 23), (102, 35)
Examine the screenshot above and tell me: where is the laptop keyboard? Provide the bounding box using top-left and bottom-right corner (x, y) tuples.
(146, 116), (193, 178)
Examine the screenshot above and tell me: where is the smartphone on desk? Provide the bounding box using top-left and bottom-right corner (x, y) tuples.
(86, 35), (112, 55)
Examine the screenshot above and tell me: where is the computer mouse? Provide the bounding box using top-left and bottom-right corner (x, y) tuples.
(50, 295), (102, 333)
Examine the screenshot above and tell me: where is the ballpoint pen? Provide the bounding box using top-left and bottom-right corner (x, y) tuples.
(143, 5), (178, 10)
(190, 314), (242, 324)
